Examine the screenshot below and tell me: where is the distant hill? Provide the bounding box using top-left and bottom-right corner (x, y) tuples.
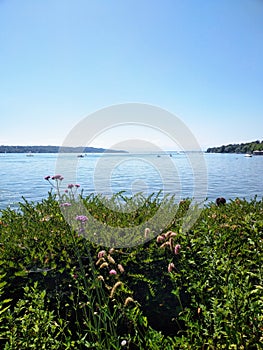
(206, 140), (263, 154)
(0, 145), (127, 153)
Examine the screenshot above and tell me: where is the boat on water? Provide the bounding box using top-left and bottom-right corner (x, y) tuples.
(253, 150), (263, 156)
(26, 152), (34, 157)
(244, 153), (252, 157)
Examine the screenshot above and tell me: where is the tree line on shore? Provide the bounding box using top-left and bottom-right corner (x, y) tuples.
(0, 145), (126, 153)
(206, 139), (263, 154)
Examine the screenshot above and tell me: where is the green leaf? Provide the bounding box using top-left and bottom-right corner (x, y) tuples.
(14, 270), (28, 277)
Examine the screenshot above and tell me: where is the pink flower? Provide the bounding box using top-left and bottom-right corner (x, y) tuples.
(76, 215), (88, 223)
(52, 174), (64, 180)
(168, 262), (175, 273)
(169, 232), (177, 238)
(68, 184), (74, 189)
(44, 175), (51, 180)
(75, 184), (80, 188)
(156, 235), (165, 243)
(97, 250), (106, 259)
(109, 269), (117, 275)
(174, 244), (181, 255)
(60, 202), (71, 207)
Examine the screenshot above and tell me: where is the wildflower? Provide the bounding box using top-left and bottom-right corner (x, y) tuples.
(156, 235), (165, 243)
(160, 241), (171, 249)
(75, 215), (88, 223)
(124, 297), (134, 307)
(60, 202), (71, 207)
(44, 175), (51, 180)
(169, 231), (177, 238)
(107, 255), (115, 264)
(174, 244), (181, 255)
(109, 248), (115, 254)
(168, 262), (175, 273)
(97, 250), (106, 259)
(216, 197), (226, 206)
(110, 281), (123, 298)
(72, 273), (78, 279)
(109, 269), (117, 275)
(144, 227), (150, 238)
(165, 230), (173, 238)
(67, 184), (74, 189)
(121, 340), (127, 347)
(97, 275), (104, 282)
(75, 184), (80, 188)
(52, 174), (64, 180)
(99, 262), (109, 269)
(118, 264), (125, 273)
(96, 257), (105, 265)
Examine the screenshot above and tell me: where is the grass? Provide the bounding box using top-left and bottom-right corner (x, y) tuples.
(0, 180), (262, 349)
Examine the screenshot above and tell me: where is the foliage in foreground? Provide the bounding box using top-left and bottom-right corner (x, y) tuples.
(0, 189), (262, 349)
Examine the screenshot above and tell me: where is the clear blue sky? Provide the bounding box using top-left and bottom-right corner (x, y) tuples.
(1, 0), (262, 150)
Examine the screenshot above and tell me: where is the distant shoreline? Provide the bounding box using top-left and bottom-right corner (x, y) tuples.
(0, 145), (128, 154)
(206, 140), (263, 154)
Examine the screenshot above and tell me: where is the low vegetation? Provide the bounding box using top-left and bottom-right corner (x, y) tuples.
(0, 178), (262, 349)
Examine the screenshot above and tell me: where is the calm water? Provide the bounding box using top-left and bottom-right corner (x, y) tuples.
(0, 152), (262, 210)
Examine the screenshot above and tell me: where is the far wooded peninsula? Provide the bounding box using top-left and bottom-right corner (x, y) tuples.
(0, 145), (127, 153)
(206, 140), (263, 154)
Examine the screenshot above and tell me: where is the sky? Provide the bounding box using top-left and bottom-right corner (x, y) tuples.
(0, 0), (263, 151)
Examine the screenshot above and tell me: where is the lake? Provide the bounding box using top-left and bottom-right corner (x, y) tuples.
(0, 152), (262, 210)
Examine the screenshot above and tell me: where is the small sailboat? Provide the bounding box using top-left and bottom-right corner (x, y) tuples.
(244, 153), (252, 157)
